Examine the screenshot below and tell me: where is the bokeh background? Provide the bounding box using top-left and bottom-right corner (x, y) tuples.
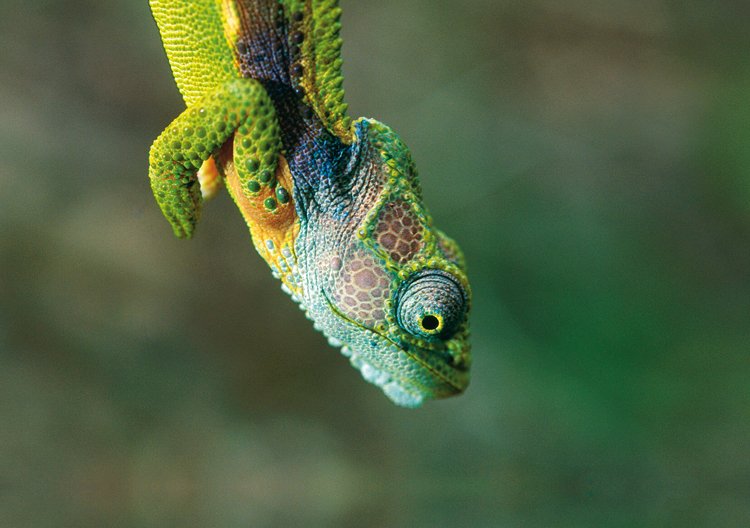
(2, 1), (749, 526)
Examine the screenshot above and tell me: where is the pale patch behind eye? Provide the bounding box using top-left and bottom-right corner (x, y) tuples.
(331, 246), (392, 326)
(373, 200), (424, 264)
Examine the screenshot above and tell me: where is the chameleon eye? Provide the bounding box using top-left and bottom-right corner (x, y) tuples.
(396, 270), (467, 340)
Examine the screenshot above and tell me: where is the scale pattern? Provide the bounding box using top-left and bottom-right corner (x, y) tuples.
(150, 0), (236, 105)
(373, 199), (425, 264)
(330, 246), (391, 327)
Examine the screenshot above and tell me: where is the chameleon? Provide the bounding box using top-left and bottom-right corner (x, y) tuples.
(147, 0), (472, 407)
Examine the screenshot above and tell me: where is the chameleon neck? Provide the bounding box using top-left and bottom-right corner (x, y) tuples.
(230, 0), (352, 203)
(267, 83), (353, 204)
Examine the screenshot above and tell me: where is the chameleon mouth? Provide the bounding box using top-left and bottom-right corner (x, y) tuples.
(321, 290), (468, 405)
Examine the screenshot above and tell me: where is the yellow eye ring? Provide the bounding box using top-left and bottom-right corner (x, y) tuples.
(419, 314), (444, 334)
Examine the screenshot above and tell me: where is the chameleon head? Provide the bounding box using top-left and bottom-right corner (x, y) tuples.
(303, 119), (471, 407)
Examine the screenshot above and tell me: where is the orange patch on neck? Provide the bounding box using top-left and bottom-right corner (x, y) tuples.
(218, 141), (301, 293)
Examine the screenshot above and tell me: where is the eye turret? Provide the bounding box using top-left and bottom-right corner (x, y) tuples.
(396, 270), (467, 340)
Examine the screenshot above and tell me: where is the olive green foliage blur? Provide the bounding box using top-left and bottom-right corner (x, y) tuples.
(1, 1), (749, 527)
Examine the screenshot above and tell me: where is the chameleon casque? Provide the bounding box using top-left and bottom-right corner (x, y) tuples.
(147, 0), (471, 407)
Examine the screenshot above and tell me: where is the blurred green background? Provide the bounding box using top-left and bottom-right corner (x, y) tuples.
(1, 1), (749, 527)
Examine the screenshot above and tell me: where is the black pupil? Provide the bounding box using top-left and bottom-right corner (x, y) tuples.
(421, 315), (440, 331)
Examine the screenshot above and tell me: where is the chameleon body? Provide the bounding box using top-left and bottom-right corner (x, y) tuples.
(148, 0), (471, 407)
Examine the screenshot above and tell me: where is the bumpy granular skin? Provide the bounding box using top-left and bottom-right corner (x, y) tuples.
(148, 0), (472, 407)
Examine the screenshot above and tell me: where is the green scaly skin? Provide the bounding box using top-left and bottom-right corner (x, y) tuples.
(148, 0), (472, 407)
